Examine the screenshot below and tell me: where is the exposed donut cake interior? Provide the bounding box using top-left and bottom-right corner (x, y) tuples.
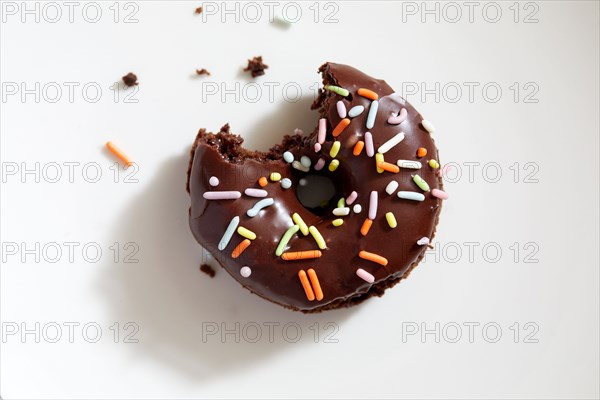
(187, 62), (445, 313)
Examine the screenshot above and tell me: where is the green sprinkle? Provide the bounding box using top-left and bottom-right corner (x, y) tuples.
(337, 197), (345, 208)
(270, 172), (282, 181)
(275, 225), (299, 256)
(237, 226), (257, 240)
(428, 159), (440, 169)
(292, 213), (309, 236)
(332, 218), (344, 227)
(309, 226), (327, 249)
(330, 141), (341, 158)
(385, 212), (397, 229)
(325, 85), (349, 97)
(412, 174), (430, 192)
(329, 159), (340, 171)
(375, 153), (384, 173)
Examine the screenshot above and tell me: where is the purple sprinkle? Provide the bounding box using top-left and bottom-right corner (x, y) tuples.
(346, 191), (358, 205)
(387, 108), (407, 125)
(336, 101), (347, 119)
(203, 191), (241, 200)
(314, 158), (325, 171)
(244, 188), (268, 197)
(368, 191), (378, 220)
(365, 132), (374, 157)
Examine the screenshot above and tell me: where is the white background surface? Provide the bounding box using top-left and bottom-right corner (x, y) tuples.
(1, 1), (599, 399)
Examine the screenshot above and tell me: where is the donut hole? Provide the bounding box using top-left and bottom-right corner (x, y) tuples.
(296, 174), (336, 215)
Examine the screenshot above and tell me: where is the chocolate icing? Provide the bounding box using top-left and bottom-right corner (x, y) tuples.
(188, 63), (443, 312)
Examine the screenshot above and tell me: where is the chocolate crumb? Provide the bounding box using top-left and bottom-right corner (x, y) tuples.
(195, 68), (211, 76)
(199, 263), (216, 278)
(194, 6), (202, 14)
(243, 56), (268, 78)
(122, 72), (138, 87)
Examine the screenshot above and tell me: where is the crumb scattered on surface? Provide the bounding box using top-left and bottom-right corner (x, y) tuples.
(243, 56), (268, 78)
(122, 72), (138, 87)
(196, 68), (211, 76)
(194, 6), (202, 14)
(200, 263), (216, 278)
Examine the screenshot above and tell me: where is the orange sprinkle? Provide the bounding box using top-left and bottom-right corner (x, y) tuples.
(360, 218), (373, 236)
(258, 176), (268, 187)
(417, 147), (428, 157)
(359, 250), (388, 266)
(357, 88), (379, 100)
(281, 250), (322, 260)
(298, 270), (315, 301)
(332, 118), (351, 137)
(353, 140), (365, 156)
(307, 268), (324, 301)
(377, 161), (400, 173)
(232, 239), (251, 259)
(106, 141), (133, 167)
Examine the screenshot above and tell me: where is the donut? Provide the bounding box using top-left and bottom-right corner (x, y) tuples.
(187, 62), (446, 312)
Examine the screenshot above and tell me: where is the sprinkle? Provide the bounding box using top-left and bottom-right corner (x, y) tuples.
(346, 191), (358, 205)
(429, 159), (440, 169)
(337, 197), (345, 208)
(366, 100), (379, 129)
(385, 180), (399, 195)
(368, 191), (378, 220)
(353, 204), (362, 213)
(283, 151), (294, 163)
(378, 132), (405, 154)
(336, 101), (347, 118)
(300, 156), (311, 168)
(356, 268), (375, 283)
(209, 176), (219, 186)
(203, 191), (241, 200)
(397, 191), (425, 201)
(218, 216), (240, 250)
(258, 177), (268, 187)
(358, 88), (379, 100)
(237, 226), (257, 240)
(332, 118), (351, 137)
(232, 239), (251, 259)
(412, 174), (430, 191)
(385, 212), (397, 228)
(325, 85), (349, 97)
(280, 178), (292, 189)
(432, 188), (449, 200)
(275, 225), (300, 256)
(292, 213), (309, 235)
(417, 147), (428, 157)
(333, 207), (350, 216)
(397, 160), (422, 169)
(353, 141), (365, 156)
(332, 219), (344, 227)
(240, 266), (252, 278)
(387, 108), (407, 125)
(417, 237), (430, 246)
(292, 161), (309, 172)
(348, 105), (365, 118)
(360, 218), (373, 236)
(270, 172), (282, 181)
(281, 250), (322, 260)
(318, 118), (327, 144)
(328, 159), (340, 171)
(421, 119), (435, 133)
(314, 158), (325, 171)
(377, 161), (400, 174)
(359, 250), (388, 266)
(375, 153), (384, 173)
(244, 188), (267, 197)
(439, 164), (451, 177)
(365, 132), (375, 157)
(106, 141), (133, 167)
(307, 269), (324, 301)
(247, 198), (275, 217)
(329, 141), (341, 158)
(308, 226), (326, 249)
(298, 270), (315, 301)
(294, 128), (304, 136)
(314, 143), (322, 152)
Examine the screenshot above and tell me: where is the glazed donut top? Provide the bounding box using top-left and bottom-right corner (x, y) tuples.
(188, 62), (445, 312)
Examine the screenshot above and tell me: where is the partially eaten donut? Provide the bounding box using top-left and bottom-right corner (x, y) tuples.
(187, 62), (446, 313)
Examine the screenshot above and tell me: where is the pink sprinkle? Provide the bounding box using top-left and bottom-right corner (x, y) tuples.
(346, 191), (358, 205)
(439, 164), (451, 178)
(314, 158), (325, 171)
(432, 189), (449, 200)
(244, 188), (268, 197)
(356, 268), (375, 283)
(336, 101), (347, 118)
(314, 143), (322, 152)
(318, 118), (327, 144)
(387, 108), (407, 125)
(417, 237), (430, 246)
(365, 132), (374, 157)
(368, 191), (378, 220)
(203, 191), (241, 200)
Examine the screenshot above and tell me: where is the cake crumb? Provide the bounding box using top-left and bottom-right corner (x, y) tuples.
(122, 72), (138, 87)
(243, 56), (268, 78)
(194, 6), (202, 14)
(200, 263), (216, 278)
(195, 68), (211, 76)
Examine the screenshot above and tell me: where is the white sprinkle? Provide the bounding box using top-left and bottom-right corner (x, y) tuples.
(203, 191), (241, 200)
(348, 105), (365, 118)
(314, 143), (322, 152)
(300, 156), (311, 168)
(209, 176), (219, 186)
(292, 160), (309, 172)
(377, 132), (405, 154)
(397, 160), (422, 169)
(318, 118), (327, 144)
(346, 191), (358, 205)
(247, 198), (274, 217)
(353, 204), (362, 214)
(368, 191), (378, 220)
(336, 101), (347, 118)
(385, 181), (399, 195)
(280, 178), (292, 189)
(283, 151), (294, 163)
(356, 268), (375, 283)
(240, 266), (252, 277)
(417, 237), (430, 246)
(218, 216), (240, 250)
(244, 188), (268, 197)
(366, 100), (379, 129)
(314, 158), (325, 171)
(364, 132), (374, 157)
(397, 191), (425, 201)
(332, 207), (350, 216)
(421, 119), (435, 133)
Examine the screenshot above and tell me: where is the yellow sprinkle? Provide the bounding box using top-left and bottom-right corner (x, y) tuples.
(270, 172), (282, 181)
(332, 218), (344, 227)
(237, 226), (256, 240)
(292, 213), (309, 236)
(308, 226), (326, 249)
(329, 159), (340, 171)
(385, 212), (397, 228)
(330, 141), (341, 158)
(429, 159), (440, 169)
(375, 153), (384, 173)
